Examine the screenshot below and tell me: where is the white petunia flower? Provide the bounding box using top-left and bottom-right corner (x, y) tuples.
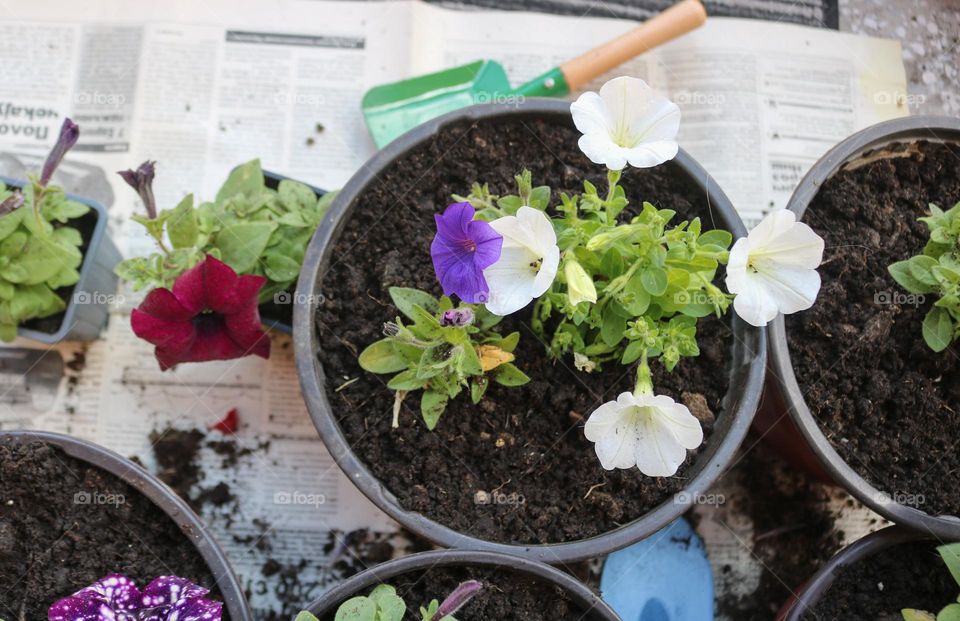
(570, 76), (681, 171)
(483, 206), (560, 316)
(725, 209), (825, 327)
(584, 391), (703, 477)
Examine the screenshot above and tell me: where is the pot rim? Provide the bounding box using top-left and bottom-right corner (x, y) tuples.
(0, 175), (110, 342)
(0, 429), (253, 620)
(302, 549), (621, 620)
(768, 115), (960, 538)
(780, 525), (942, 620)
(293, 98), (766, 563)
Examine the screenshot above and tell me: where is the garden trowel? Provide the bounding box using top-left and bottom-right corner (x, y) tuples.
(362, 0), (707, 147)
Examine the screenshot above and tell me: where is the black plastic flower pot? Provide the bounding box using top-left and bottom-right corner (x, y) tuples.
(764, 116), (960, 539)
(300, 549), (621, 621)
(777, 526), (955, 620)
(1, 175), (121, 343)
(258, 170), (327, 335)
(293, 98), (766, 563)
(0, 429), (253, 620)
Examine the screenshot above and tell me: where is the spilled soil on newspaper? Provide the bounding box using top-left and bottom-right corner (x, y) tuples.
(0, 438), (221, 620)
(315, 114), (735, 544)
(785, 140), (960, 516)
(319, 564), (601, 621)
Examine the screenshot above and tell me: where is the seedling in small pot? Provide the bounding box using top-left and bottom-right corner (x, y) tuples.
(48, 573), (223, 620)
(889, 201), (960, 352)
(296, 580), (482, 621)
(0, 119), (89, 341)
(115, 160), (335, 369)
(358, 76), (826, 477)
(901, 542), (960, 620)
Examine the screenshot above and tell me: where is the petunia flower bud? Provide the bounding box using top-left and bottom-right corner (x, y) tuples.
(118, 160), (158, 219)
(40, 118), (80, 187)
(440, 308), (474, 327)
(564, 259), (597, 305)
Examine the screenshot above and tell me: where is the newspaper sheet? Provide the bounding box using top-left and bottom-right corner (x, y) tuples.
(0, 1), (907, 617)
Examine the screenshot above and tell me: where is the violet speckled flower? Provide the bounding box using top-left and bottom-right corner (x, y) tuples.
(440, 307), (474, 327)
(431, 202), (502, 303)
(48, 574), (222, 621)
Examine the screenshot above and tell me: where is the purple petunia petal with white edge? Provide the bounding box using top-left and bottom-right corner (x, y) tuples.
(430, 202), (503, 304)
(48, 574), (142, 621)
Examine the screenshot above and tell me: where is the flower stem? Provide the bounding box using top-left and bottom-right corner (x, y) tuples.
(634, 353), (654, 396)
(604, 168), (622, 223)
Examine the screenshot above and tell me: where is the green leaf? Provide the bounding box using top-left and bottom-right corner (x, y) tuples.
(216, 160), (264, 204)
(471, 378), (488, 403)
(166, 194), (198, 249)
(621, 340), (645, 365)
(938, 605), (960, 621)
(369, 585), (405, 621)
(923, 307), (954, 352)
(938, 542), (960, 588)
(493, 362), (530, 386)
(641, 266), (668, 296)
(294, 613), (320, 621)
(387, 369), (427, 391)
(358, 340), (408, 374)
(698, 229), (733, 249)
(264, 253), (301, 283)
(600, 304), (627, 347)
(890, 260), (936, 294)
(908, 255), (940, 287)
(461, 342), (483, 376)
(902, 610), (936, 621)
(420, 390), (448, 430)
(499, 331), (520, 353)
(214, 221), (276, 273)
(278, 179), (318, 213)
(334, 596), (377, 621)
(389, 287), (438, 321)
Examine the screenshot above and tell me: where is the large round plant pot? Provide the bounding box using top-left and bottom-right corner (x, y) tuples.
(778, 526), (959, 620)
(764, 116), (960, 539)
(301, 549), (620, 621)
(0, 430), (253, 620)
(293, 99), (766, 563)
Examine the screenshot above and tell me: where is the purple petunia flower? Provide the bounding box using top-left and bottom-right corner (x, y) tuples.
(431, 202), (502, 303)
(440, 308), (474, 327)
(48, 574), (222, 621)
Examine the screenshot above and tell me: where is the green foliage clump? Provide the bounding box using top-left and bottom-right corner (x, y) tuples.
(458, 169), (732, 390)
(116, 160), (334, 303)
(889, 201), (960, 352)
(358, 287), (528, 430)
(0, 180), (89, 341)
(297, 582), (475, 621)
(901, 542), (960, 621)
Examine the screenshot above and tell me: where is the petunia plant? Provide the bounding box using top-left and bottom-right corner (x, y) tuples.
(358, 285), (528, 430)
(0, 118), (89, 341)
(901, 542), (960, 621)
(357, 75), (825, 477)
(48, 573), (222, 621)
(296, 580), (482, 621)
(889, 201), (960, 352)
(115, 159), (334, 305)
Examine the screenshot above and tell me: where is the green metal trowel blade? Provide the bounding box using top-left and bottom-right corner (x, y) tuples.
(362, 59), (511, 148)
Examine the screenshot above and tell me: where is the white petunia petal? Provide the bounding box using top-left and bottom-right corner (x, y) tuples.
(577, 134), (628, 171)
(483, 246), (539, 315)
(570, 92), (609, 137)
(751, 265), (821, 315)
(483, 207), (560, 316)
(730, 272), (783, 327)
(623, 140), (680, 169)
(633, 411), (688, 477)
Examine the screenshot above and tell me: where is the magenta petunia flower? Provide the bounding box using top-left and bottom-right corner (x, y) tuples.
(131, 255), (271, 370)
(49, 574), (222, 621)
(430, 202), (502, 303)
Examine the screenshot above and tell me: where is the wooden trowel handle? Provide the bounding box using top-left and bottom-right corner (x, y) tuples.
(561, 0), (706, 90)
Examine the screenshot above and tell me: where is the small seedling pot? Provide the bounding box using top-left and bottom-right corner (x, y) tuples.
(777, 526), (946, 620)
(1, 429), (253, 620)
(293, 99), (766, 563)
(300, 549), (621, 620)
(1, 175), (121, 343)
(762, 116), (960, 539)
(259, 170), (327, 335)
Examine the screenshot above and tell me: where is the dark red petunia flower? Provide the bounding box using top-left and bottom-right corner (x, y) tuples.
(132, 256), (271, 370)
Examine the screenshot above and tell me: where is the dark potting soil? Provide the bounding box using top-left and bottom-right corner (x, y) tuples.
(0, 439), (219, 620)
(802, 541), (958, 620)
(315, 115), (732, 544)
(20, 206), (99, 335)
(785, 141), (960, 516)
(320, 565), (603, 621)
(714, 446), (845, 620)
